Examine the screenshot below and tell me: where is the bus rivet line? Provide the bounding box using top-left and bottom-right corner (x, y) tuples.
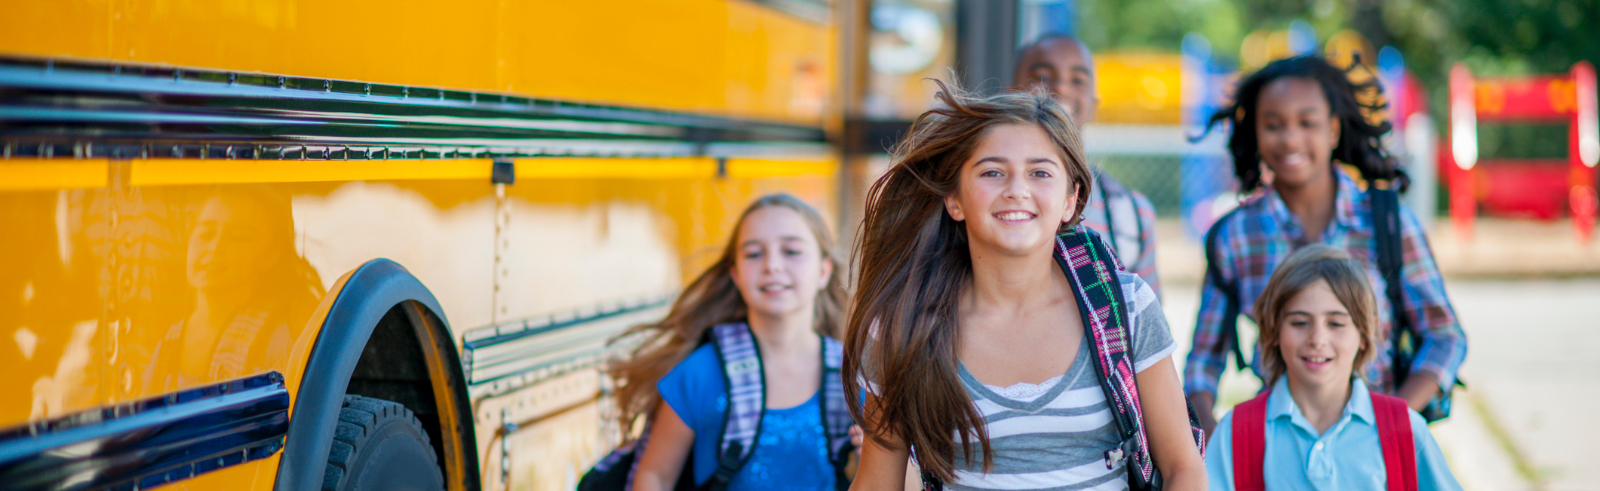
(500, 408), (513, 489)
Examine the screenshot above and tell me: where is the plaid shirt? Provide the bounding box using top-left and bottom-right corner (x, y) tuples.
(1182, 171), (1467, 398)
(1081, 169), (1162, 299)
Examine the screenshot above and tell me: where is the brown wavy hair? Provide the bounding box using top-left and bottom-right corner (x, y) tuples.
(842, 80), (1092, 481)
(1253, 244), (1379, 388)
(610, 193), (847, 430)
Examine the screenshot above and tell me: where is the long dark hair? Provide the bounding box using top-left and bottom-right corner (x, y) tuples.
(842, 80), (1092, 482)
(1199, 54), (1405, 193)
(610, 193), (847, 429)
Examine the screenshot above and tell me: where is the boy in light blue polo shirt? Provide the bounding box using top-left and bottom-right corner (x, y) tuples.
(1204, 245), (1461, 490)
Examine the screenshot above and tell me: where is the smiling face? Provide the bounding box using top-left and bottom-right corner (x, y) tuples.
(731, 206), (833, 322)
(1276, 279), (1365, 390)
(943, 123), (1079, 258)
(1254, 76), (1341, 192)
(1013, 37), (1097, 123)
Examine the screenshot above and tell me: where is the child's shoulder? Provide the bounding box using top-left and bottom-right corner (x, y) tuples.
(1116, 271), (1157, 308)
(681, 342), (722, 370)
(662, 342), (725, 386)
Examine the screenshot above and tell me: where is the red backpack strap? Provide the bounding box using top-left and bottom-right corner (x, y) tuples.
(1229, 392), (1271, 491)
(1370, 393), (1418, 491)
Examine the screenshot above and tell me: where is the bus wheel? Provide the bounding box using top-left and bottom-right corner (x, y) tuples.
(323, 395), (446, 491)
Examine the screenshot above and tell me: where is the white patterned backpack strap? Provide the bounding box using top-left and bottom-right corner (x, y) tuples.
(707, 322), (765, 490)
(820, 336), (854, 490)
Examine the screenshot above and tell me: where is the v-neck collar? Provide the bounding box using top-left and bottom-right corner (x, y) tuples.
(957, 340), (1088, 412)
(1265, 169), (1363, 245)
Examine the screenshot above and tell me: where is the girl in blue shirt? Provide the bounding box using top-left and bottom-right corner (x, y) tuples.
(611, 193), (852, 491)
(1204, 244), (1461, 491)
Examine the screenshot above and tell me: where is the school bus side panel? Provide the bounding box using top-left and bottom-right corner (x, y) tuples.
(0, 0), (833, 125)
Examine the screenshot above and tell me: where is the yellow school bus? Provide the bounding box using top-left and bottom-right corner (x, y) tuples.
(0, 1), (840, 490)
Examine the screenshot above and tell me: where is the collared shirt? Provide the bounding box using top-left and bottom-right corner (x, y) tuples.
(1204, 377), (1463, 491)
(1182, 170), (1467, 399)
(1080, 169), (1161, 299)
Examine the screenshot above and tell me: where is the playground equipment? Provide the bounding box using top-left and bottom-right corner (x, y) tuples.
(1448, 61), (1599, 243)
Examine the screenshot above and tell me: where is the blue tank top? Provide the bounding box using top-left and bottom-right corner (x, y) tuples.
(657, 344), (835, 490)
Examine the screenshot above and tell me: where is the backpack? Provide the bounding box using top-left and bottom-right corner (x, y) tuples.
(579, 323), (855, 491)
(917, 226), (1206, 491)
(1203, 182), (1458, 422)
(1230, 389), (1417, 491)
(1095, 171), (1149, 268)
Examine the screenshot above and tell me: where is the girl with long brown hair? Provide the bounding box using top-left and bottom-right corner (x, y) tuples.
(843, 81), (1204, 491)
(610, 193), (851, 491)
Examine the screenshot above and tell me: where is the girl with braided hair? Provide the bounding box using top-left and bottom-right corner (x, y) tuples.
(1182, 55), (1467, 435)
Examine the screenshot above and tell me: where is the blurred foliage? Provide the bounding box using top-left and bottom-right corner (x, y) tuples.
(1076, 0), (1600, 122)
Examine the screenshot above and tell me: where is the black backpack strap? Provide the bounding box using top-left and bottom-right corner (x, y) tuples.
(1054, 226), (1156, 488)
(819, 336), (854, 491)
(1370, 184), (1410, 375)
(706, 323), (765, 490)
(1203, 208), (1250, 374)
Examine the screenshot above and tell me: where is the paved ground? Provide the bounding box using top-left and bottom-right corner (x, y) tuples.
(1155, 217), (1600, 491)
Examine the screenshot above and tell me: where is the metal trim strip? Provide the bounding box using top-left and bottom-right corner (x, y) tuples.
(0, 57), (828, 160)
(0, 372), (290, 491)
(461, 295), (672, 397)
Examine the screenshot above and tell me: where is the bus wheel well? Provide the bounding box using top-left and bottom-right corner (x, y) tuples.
(275, 259), (479, 491)
(346, 304), (448, 474)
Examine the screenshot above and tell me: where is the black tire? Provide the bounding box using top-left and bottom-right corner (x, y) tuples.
(322, 395), (446, 491)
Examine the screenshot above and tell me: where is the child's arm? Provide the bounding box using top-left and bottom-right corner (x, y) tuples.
(1410, 410), (1466, 491)
(1185, 226), (1238, 435)
(1203, 412), (1234, 490)
(1394, 206), (1467, 412)
(1137, 355), (1208, 491)
(630, 404), (696, 491)
(850, 393), (914, 491)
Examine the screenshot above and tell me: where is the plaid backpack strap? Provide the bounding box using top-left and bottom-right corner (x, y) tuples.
(820, 336), (855, 490)
(708, 323), (766, 490)
(1053, 226), (1155, 488)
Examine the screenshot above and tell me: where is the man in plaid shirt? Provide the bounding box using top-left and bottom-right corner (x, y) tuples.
(1014, 34), (1162, 297)
(1184, 169), (1468, 431)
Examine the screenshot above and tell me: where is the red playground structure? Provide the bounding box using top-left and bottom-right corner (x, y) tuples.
(1448, 61), (1599, 243)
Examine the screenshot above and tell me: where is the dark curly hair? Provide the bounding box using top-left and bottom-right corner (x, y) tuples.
(1198, 54), (1406, 193)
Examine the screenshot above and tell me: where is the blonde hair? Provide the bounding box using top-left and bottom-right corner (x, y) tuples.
(1253, 244), (1380, 387)
(610, 193), (846, 429)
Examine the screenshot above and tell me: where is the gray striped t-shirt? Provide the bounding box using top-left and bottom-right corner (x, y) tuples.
(946, 272), (1175, 491)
